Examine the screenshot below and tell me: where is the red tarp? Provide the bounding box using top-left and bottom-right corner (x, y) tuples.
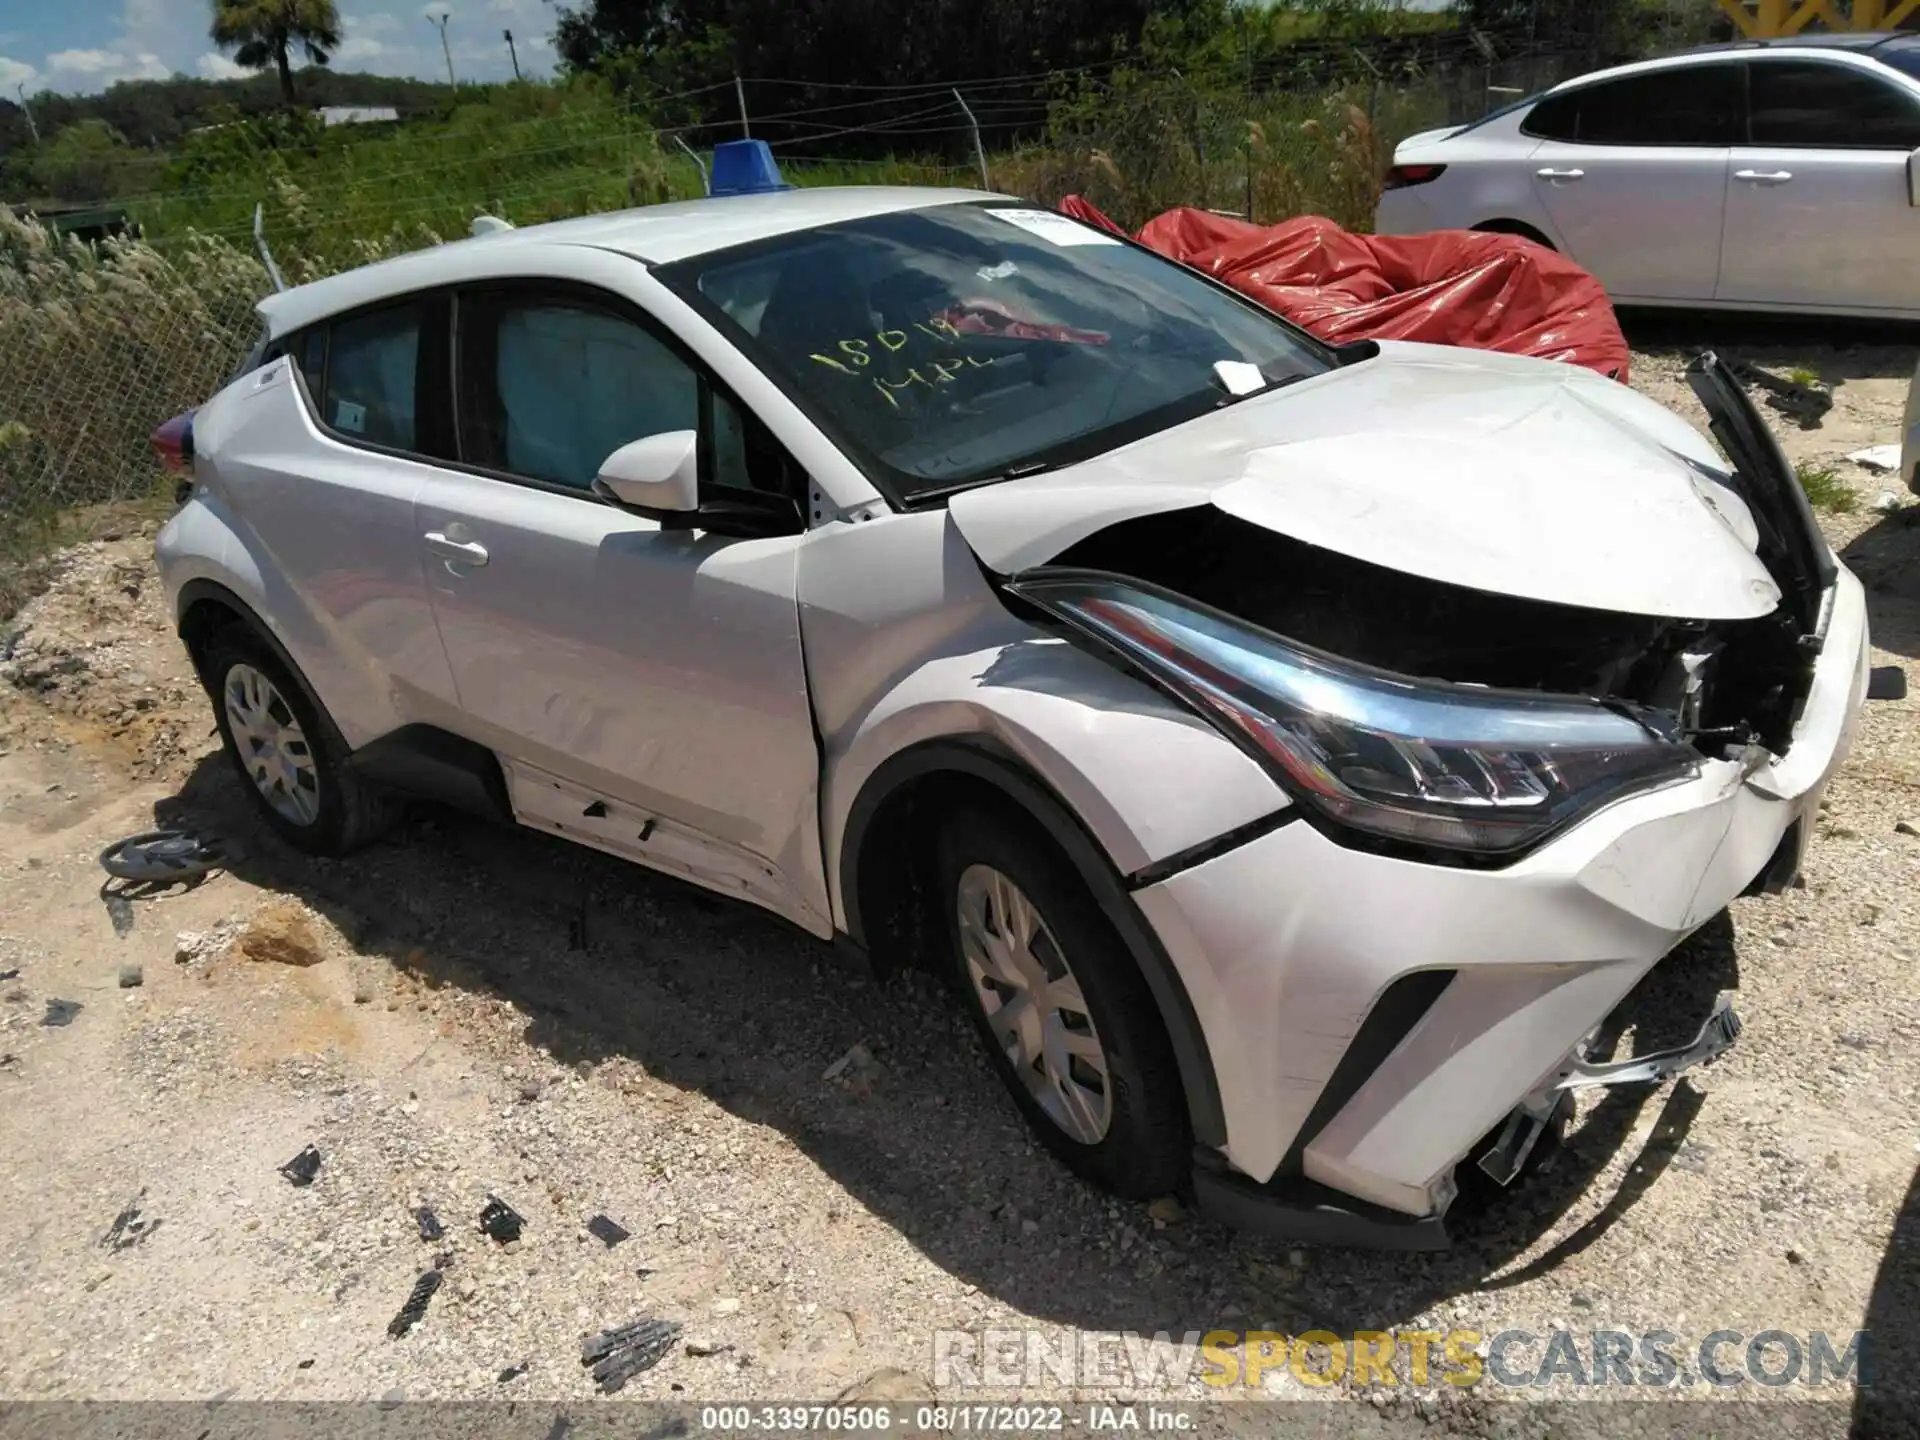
(1058, 196), (1630, 384)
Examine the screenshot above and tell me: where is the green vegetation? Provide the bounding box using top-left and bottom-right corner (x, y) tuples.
(1796, 464), (1858, 515)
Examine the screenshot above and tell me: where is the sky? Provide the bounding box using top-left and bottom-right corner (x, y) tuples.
(0, 0), (560, 98)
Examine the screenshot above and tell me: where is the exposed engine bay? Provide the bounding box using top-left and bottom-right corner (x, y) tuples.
(1054, 507), (1815, 760)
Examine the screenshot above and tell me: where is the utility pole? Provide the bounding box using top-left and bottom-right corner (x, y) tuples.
(734, 74), (750, 137)
(16, 84), (38, 143)
(428, 12), (456, 86)
(503, 28), (522, 81)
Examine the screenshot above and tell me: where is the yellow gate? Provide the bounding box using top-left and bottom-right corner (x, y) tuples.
(1718, 0), (1919, 36)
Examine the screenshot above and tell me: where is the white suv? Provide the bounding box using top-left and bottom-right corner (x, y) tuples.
(155, 182), (1869, 1246)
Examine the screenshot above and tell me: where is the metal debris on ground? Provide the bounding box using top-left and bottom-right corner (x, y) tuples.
(100, 1192), (156, 1251)
(103, 891), (134, 937)
(1849, 444), (1902, 473)
(822, 1042), (873, 1082)
(478, 1195), (524, 1243)
(42, 999), (81, 1027)
(581, 1316), (682, 1394)
(586, 1214), (630, 1248)
(279, 1144), (323, 1187)
(387, 1269), (443, 1338)
(0, 967), (17, 981)
(117, 964), (142, 988)
(415, 1206), (444, 1241)
(1726, 359), (1834, 429)
(496, 1360), (529, 1384)
(97, 829), (226, 884)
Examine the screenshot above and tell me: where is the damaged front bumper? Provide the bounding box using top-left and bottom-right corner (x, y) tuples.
(1135, 563), (1868, 1247)
(1477, 992), (1741, 1187)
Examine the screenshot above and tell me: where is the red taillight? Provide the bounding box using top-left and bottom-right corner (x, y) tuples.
(151, 409), (195, 475)
(1384, 163), (1448, 190)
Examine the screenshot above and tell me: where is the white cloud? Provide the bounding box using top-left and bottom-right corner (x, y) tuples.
(46, 47), (172, 84)
(195, 52), (250, 80)
(421, 2), (451, 18)
(335, 36), (390, 63)
(345, 10), (404, 34)
(0, 54), (39, 93)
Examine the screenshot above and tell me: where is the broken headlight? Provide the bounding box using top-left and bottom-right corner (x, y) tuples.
(1012, 573), (1700, 856)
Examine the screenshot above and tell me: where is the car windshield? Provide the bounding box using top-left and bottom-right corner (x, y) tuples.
(659, 202), (1333, 502)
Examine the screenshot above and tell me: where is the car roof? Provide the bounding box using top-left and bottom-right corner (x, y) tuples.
(257, 184), (1003, 336)
(1537, 30), (1920, 94)
(1682, 30), (1918, 58)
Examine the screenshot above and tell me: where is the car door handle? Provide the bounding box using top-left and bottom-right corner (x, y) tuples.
(1535, 167), (1584, 180)
(423, 532), (489, 567)
(1734, 169), (1793, 185)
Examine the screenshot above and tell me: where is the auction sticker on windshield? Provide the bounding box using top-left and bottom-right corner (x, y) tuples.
(988, 208), (1122, 246)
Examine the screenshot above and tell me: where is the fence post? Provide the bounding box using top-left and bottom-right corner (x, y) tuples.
(735, 74), (751, 138)
(953, 89), (989, 190)
(674, 134), (711, 196)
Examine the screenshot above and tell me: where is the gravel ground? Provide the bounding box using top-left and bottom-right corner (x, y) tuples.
(0, 322), (1917, 1431)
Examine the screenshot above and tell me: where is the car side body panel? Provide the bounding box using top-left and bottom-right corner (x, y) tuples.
(156, 356), (459, 745)
(799, 509), (1293, 932)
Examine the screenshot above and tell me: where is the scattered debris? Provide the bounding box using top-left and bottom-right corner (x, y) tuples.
(1146, 1195), (1184, 1225)
(478, 1195), (524, 1244)
(238, 901), (326, 968)
(97, 829), (226, 884)
(100, 1192), (156, 1251)
(581, 1316), (682, 1394)
(822, 1042), (873, 1082)
(496, 1360), (529, 1384)
(1727, 359), (1833, 429)
(415, 1206), (444, 1241)
(684, 1336), (734, 1358)
(297, 1359), (314, 1370)
(1898, 820), (1920, 838)
(103, 891), (134, 937)
(116, 963), (143, 989)
(387, 1269), (443, 1338)
(1868, 667), (1908, 702)
(710, 1297), (741, 1317)
(432, 1250), (454, 1270)
(279, 1145), (323, 1188)
(1848, 443), (1902, 473)
(1787, 1247), (1808, 1266)
(0, 967), (17, 981)
(586, 1214), (630, 1248)
(1873, 491), (1904, 514)
(517, 1079), (542, 1102)
(41, 998), (81, 1027)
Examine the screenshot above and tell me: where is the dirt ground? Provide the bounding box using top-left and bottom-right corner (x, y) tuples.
(1, 318), (1918, 1430)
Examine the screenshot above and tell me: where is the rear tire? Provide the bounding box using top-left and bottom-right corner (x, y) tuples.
(203, 626), (392, 856)
(935, 806), (1190, 1198)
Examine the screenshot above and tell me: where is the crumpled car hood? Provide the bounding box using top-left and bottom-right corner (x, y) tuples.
(947, 341), (1782, 620)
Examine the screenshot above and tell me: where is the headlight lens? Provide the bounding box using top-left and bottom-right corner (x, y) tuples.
(1012, 573), (1700, 856)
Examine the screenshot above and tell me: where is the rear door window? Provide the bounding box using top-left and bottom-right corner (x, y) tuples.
(322, 302), (424, 450)
(1747, 60), (1920, 148)
(1523, 64), (1742, 145)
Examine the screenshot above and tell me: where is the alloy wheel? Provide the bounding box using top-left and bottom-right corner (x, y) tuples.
(223, 662), (320, 827)
(955, 862), (1113, 1144)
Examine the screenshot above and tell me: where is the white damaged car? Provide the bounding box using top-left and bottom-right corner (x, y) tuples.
(153, 183), (1868, 1247)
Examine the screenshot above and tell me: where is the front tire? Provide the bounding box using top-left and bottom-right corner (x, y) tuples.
(203, 627), (391, 856)
(935, 806), (1190, 1198)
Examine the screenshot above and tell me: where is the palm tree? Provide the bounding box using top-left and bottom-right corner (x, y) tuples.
(209, 0), (344, 108)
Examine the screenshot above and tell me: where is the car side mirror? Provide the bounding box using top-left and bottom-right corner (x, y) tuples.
(592, 430), (699, 518)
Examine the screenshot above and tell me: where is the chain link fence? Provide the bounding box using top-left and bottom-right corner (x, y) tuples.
(0, 209), (272, 610)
